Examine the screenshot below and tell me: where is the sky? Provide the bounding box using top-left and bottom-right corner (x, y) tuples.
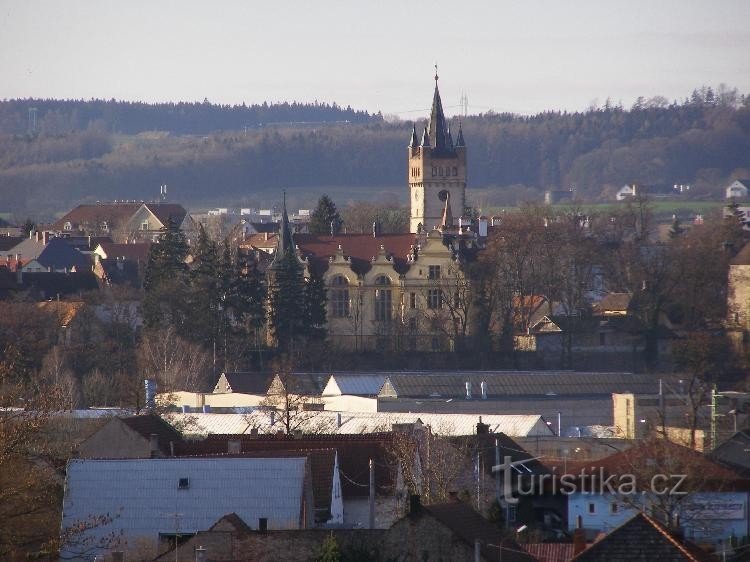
(1, 0), (749, 118)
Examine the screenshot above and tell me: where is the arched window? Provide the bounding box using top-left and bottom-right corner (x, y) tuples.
(374, 275), (392, 322)
(330, 275), (350, 318)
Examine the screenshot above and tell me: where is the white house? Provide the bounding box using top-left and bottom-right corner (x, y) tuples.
(726, 180), (750, 200)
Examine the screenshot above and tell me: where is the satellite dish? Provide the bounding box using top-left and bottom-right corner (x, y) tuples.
(438, 189), (450, 202)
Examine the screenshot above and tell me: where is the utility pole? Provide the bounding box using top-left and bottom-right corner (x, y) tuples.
(369, 458), (375, 529)
(711, 385), (718, 450)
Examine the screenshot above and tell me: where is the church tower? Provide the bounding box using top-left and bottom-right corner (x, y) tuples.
(408, 71), (467, 233)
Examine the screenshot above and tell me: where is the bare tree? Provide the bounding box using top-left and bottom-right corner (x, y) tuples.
(256, 359), (332, 435)
(137, 326), (211, 393)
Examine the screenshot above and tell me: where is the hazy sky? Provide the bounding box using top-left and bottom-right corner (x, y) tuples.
(1, 0), (749, 118)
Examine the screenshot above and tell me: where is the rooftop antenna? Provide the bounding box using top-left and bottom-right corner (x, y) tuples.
(28, 107), (37, 134)
(459, 91), (468, 119)
(160, 184), (167, 201)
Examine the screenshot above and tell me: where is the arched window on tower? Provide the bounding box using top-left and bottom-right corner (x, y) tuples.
(330, 275), (350, 318)
(374, 275), (392, 322)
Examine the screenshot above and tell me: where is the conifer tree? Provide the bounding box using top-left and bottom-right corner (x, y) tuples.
(310, 194), (342, 235)
(228, 248), (266, 338)
(143, 217), (189, 329)
(268, 252), (307, 350)
(187, 224), (221, 347)
(304, 268), (328, 341)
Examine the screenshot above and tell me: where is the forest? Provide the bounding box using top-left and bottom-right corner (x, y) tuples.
(0, 86), (749, 218)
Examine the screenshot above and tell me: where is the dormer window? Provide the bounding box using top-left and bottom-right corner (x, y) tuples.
(141, 221), (149, 231)
(64, 222), (72, 231)
(101, 221), (109, 231)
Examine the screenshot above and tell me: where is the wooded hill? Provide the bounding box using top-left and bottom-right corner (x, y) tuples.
(1, 89), (749, 218)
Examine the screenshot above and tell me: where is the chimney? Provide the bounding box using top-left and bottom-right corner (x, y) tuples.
(35, 230), (41, 242)
(478, 217), (488, 237)
(228, 439), (241, 454)
(465, 381), (472, 400)
(573, 528), (586, 556)
(149, 433), (159, 457)
(250, 427), (259, 437)
(43, 231), (50, 245)
(476, 417), (490, 435)
(270, 410), (275, 426)
(480, 381), (487, 400)
(336, 412), (342, 428)
(409, 494), (421, 515)
(258, 518), (268, 533)
(144, 379), (157, 411)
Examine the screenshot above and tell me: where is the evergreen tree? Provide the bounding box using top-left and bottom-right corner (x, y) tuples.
(310, 194), (342, 235)
(228, 248), (266, 338)
(315, 534), (342, 562)
(668, 216), (685, 239)
(143, 217), (189, 329)
(187, 224), (221, 347)
(304, 268), (328, 341)
(268, 252), (307, 351)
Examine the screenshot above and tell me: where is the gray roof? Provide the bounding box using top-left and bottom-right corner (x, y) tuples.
(61, 457), (308, 557)
(323, 374), (388, 396)
(378, 371), (665, 399)
(378, 396), (614, 429)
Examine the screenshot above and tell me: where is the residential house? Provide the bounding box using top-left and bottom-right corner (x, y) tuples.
(153, 499), (534, 562)
(616, 183), (686, 201)
(711, 430), (750, 478)
(549, 441), (750, 545)
(77, 414), (183, 459)
(571, 512), (715, 561)
(545, 189), (575, 205)
(726, 180), (750, 200)
(0, 234), (45, 271)
(52, 201), (195, 242)
(16, 270), (99, 300)
(213, 372), (274, 395)
(175, 433), (399, 529)
(60, 457), (315, 560)
(383, 497), (536, 562)
(20, 237), (91, 273)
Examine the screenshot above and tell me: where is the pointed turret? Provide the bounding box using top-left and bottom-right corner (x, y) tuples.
(409, 124), (419, 148)
(420, 126), (430, 147)
(270, 191), (295, 268)
(446, 126), (454, 150)
(455, 123), (465, 148)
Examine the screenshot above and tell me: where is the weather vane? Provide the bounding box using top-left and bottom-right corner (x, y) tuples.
(434, 63), (438, 82)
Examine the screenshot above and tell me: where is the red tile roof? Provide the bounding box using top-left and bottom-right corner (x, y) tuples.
(295, 233), (417, 274)
(52, 203), (141, 231)
(176, 433), (394, 498)
(144, 203), (188, 227)
(98, 242), (151, 262)
(522, 543), (576, 562)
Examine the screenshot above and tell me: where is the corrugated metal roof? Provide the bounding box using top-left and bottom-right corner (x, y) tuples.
(167, 411), (552, 437)
(61, 457), (308, 557)
(322, 374), (388, 397)
(378, 371), (665, 398)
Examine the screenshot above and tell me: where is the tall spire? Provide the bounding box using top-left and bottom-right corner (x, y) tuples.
(428, 66), (450, 154)
(271, 190), (295, 267)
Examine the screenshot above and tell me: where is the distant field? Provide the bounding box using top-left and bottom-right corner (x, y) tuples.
(483, 200), (726, 218)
